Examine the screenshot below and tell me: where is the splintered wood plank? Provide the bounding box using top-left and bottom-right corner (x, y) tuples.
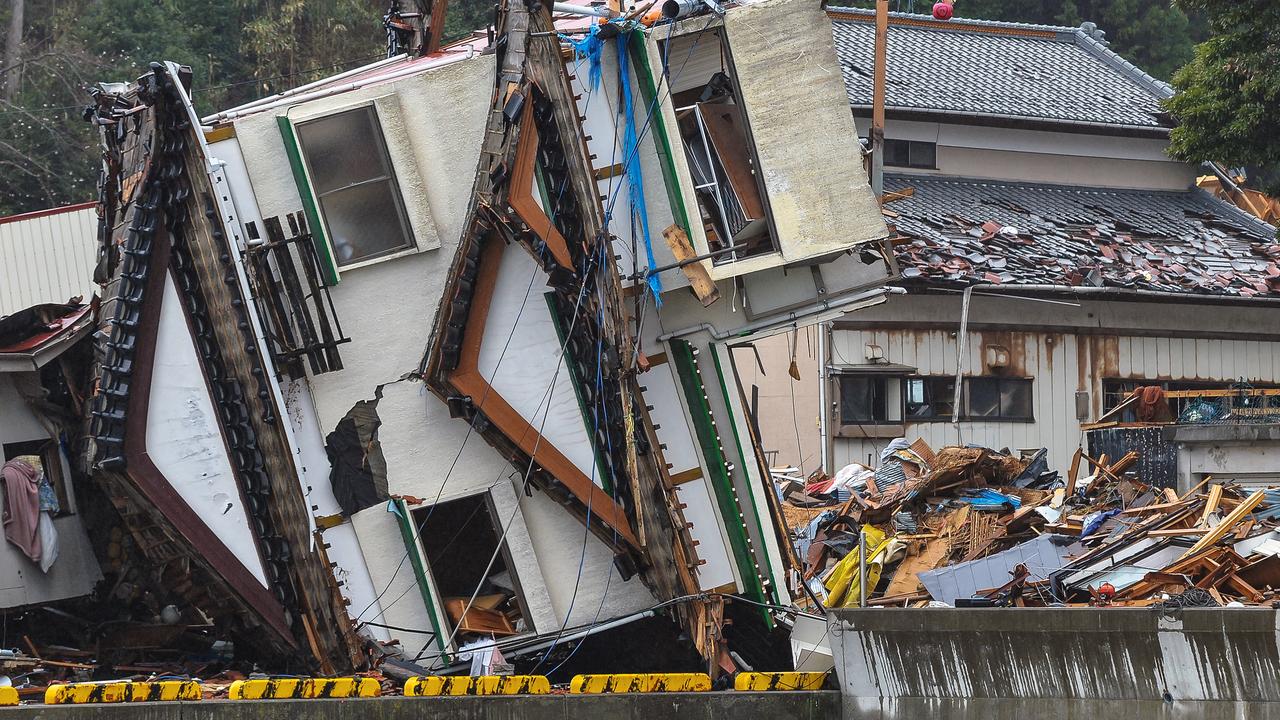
(1198, 483), (1224, 527)
(662, 225), (719, 306)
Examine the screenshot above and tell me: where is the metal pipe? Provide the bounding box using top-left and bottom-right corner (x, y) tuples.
(553, 2), (615, 17)
(818, 321), (831, 472)
(656, 285), (905, 342)
(201, 54), (406, 124)
(208, 46), (479, 123)
(858, 528), (868, 608)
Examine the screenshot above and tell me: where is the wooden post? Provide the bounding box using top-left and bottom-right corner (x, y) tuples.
(870, 0), (888, 197)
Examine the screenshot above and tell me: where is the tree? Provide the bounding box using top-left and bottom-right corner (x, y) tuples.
(1165, 0), (1280, 196)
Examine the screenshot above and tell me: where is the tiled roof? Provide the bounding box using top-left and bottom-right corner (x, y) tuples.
(883, 174), (1280, 298)
(828, 8), (1171, 129)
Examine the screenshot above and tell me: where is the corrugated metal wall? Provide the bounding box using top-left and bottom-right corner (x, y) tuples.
(0, 205), (97, 316)
(829, 327), (1280, 476)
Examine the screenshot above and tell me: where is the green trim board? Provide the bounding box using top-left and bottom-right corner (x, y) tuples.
(668, 339), (769, 621)
(543, 292), (613, 495)
(709, 342), (781, 611)
(392, 499), (450, 663)
(276, 116), (339, 285)
(628, 32), (692, 235)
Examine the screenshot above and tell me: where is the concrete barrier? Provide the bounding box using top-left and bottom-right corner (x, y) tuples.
(829, 607), (1280, 719)
(0, 692), (841, 719)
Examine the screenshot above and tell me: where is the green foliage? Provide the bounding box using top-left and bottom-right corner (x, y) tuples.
(1166, 0), (1280, 195)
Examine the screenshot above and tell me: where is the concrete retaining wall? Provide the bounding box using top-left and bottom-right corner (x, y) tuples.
(1, 692), (840, 720)
(829, 608), (1280, 720)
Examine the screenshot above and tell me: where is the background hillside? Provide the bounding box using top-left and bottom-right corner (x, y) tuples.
(0, 0), (1207, 216)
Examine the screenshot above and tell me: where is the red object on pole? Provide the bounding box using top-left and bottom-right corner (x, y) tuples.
(933, 0), (953, 20)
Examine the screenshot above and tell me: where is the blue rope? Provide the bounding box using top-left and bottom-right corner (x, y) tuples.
(563, 25), (606, 91)
(616, 29), (663, 306)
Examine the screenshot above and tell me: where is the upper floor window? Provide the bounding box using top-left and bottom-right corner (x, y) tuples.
(884, 139), (937, 170)
(295, 106), (414, 267)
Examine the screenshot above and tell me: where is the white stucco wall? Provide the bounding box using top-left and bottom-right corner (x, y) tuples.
(227, 53), (658, 653)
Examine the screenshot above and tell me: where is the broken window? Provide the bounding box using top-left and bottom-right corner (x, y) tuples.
(412, 494), (530, 638)
(2, 439), (70, 517)
(883, 139), (936, 170)
(295, 106), (414, 267)
(905, 376), (955, 419)
(664, 29), (779, 264)
(965, 377), (1033, 421)
(838, 375), (901, 424)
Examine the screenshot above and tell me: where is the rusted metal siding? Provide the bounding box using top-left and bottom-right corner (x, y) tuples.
(0, 204), (97, 316)
(829, 327), (1280, 475)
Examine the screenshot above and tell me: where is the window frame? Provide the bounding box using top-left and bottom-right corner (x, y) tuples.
(293, 104), (416, 270)
(277, 96), (441, 285)
(832, 371), (905, 438)
(962, 376), (1034, 422)
(882, 139), (938, 170)
(904, 375), (956, 421)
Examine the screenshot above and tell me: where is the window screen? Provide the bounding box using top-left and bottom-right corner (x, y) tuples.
(296, 106), (414, 267)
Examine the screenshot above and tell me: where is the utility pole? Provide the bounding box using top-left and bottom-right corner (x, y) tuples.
(870, 0), (887, 197)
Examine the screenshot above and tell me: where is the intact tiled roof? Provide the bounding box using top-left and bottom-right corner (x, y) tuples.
(828, 8), (1171, 129)
(883, 174), (1280, 298)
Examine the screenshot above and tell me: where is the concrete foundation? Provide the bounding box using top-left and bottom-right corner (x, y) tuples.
(2, 692), (841, 719)
(829, 607), (1280, 719)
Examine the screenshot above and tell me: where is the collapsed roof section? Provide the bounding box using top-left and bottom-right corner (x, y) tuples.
(882, 174), (1280, 297)
(84, 64), (361, 672)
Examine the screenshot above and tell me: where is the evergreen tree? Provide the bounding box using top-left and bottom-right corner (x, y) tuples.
(1165, 0), (1280, 198)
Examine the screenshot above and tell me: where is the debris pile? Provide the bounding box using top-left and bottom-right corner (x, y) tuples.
(782, 440), (1280, 608)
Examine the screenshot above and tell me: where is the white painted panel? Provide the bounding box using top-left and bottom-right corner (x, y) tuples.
(640, 363), (703, 474)
(479, 246), (602, 486)
(146, 276), (269, 587)
(674, 478), (735, 590)
(280, 378), (388, 642)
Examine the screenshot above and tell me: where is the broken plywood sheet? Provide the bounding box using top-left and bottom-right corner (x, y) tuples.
(722, 0), (887, 263)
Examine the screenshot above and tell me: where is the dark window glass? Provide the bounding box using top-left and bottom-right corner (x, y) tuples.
(964, 377), (1032, 420)
(839, 376), (888, 423)
(882, 139), (937, 169)
(884, 139), (911, 167)
(296, 106), (414, 267)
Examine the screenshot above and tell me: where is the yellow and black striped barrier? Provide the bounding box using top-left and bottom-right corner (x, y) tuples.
(569, 673), (712, 693)
(44, 680), (201, 704)
(0, 687), (16, 706)
(227, 676), (380, 700)
(733, 671), (828, 691)
(404, 675), (550, 696)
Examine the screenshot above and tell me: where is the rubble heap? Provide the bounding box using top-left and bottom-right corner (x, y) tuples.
(782, 440), (1280, 608)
